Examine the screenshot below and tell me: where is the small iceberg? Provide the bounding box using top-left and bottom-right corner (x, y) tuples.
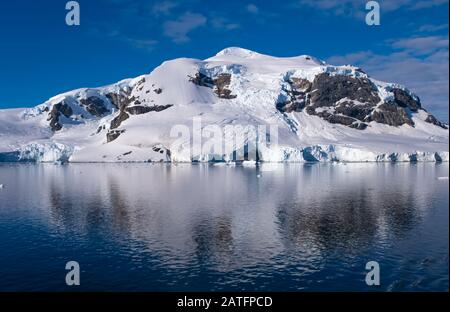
(242, 160), (257, 167)
(0, 184), (4, 189)
(437, 176), (449, 180)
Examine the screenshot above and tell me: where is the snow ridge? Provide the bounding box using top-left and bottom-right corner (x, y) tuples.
(0, 47), (448, 163)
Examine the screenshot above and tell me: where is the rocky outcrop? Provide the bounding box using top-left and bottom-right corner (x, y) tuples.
(391, 88), (421, 112)
(425, 114), (448, 129)
(366, 103), (414, 127)
(213, 74), (237, 99)
(80, 96), (110, 117)
(310, 74), (381, 108)
(105, 92), (134, 110)
(189, 72), (214, 87)
(106, 129), (125, 143)
(125, 104), (173, 115)
(110, 111), (130, 130)
(47, 101), (73, 131)
(190, 72), (237, 99)
(276, 73), (432, 130)
(277, 78), (311, 113)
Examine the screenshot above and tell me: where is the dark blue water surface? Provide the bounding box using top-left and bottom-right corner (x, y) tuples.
(0, 163), (448, 291)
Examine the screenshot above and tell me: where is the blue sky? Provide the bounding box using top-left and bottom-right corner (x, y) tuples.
(0, 0), (448, 121)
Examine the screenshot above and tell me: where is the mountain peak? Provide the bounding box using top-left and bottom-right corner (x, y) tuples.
(215, 47), (265, 59)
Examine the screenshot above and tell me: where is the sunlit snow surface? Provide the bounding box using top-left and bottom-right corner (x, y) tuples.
(0, 48), (448, 163)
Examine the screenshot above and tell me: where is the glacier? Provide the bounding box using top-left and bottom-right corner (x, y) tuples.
(0, 47), (448, 163)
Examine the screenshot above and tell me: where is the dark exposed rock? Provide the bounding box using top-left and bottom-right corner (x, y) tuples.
(105, 92), (134, 110)
(213, 74), (237, 99)
(55, 102), (73, 118)
(125, 104), (173, 115)
(80, 96), (110, 116)
(276, 78), (311, 113)
(425, 114), (448, 129)
(135, 77), (146, 92)
(110, 111), (130, 129)
(189, 72), (214, 87)
(106, 130), (125, 143)
(154, 88), (163, 94)
(48, 118), (62, 131)
(334, 101), (374, 120)
(309, 73), (381, 108)
(391, 88), (421, 112)
(324, 114), (356, 126)
(366, 103), (414, 127)
(290, 77), (312, 92)
(278, 100), (307, 113)
(47, 101), (73, 132)
(189, 72), (237, 99)
(276, 73), (426, 130)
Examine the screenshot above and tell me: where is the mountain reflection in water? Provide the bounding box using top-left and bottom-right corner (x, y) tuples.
(0, 163), (448, 291)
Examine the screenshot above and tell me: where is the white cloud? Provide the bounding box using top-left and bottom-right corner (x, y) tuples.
(163, 12), (207, 43)
(246, 4), (259, 14)
(126, 38), (158, 51)
(409, 0), (449, 10)
(390, 36), (449, 55)
(291, 0), (447, 17)
(151, 1), (178, 16)
(211, 17), (240, 30)
(418, 24), (449, 32)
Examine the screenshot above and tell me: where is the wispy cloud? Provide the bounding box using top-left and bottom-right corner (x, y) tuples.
(126, 38), (159, 51)
(417, 23), (448, 33)
(409, 0), (449, 10)
(163, 12), (207, 43)
(389, 36), (449, 55)
(291, 0), (448, 17)
(92, 26), (158, 52)
(327, 35), (449, 121)
(211, 17), (240, 30)
(151, 0), (178, 16)
(246, 3), (260, 14)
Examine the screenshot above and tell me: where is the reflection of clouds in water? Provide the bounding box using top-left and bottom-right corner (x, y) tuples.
(3, 163), (446, 276)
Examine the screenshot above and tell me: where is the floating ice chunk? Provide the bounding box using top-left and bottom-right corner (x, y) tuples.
(437, 177), (449, 180)
(0, 184), (4, 189)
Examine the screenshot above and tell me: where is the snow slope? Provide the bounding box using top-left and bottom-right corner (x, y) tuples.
(0, 47), (448, 163)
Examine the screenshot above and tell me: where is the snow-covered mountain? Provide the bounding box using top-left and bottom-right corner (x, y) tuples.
(0, 47), (448, 163)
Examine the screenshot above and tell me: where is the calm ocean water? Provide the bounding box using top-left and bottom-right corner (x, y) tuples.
(0, 163), (448, 291)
